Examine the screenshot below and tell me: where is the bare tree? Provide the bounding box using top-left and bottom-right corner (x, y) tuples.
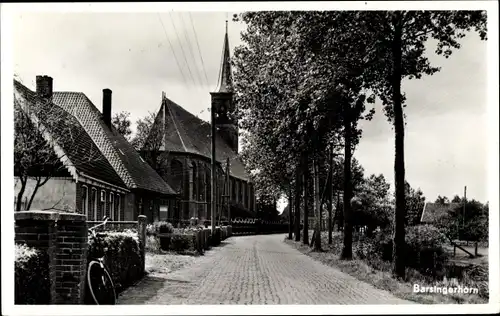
(14, 84), (104, 212)
(131, 111), (171, 174)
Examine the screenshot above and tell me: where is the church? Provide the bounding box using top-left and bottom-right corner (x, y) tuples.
(141, 24), (257, 224)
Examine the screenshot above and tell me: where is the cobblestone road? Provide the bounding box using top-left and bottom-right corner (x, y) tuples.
(118, 234), (414, 305)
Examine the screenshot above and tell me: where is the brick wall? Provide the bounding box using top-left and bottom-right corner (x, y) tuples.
(15, 211), (87, 304)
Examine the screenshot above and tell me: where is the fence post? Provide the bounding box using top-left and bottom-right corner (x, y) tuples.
(137, 215), (147, 276)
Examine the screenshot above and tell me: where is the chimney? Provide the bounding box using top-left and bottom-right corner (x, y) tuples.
(36, 75), (53, 99)
(102, 89), (112, 127)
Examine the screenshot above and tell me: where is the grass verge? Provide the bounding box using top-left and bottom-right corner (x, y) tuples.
(284, 231), (487, 304)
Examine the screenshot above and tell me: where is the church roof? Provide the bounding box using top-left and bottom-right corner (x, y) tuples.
(146, 97), (249, 181)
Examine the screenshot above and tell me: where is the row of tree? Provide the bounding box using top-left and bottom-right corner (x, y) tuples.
(230, 11), (486, 279)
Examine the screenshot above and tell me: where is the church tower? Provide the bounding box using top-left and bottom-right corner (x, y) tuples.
(210, 21), (239, 153)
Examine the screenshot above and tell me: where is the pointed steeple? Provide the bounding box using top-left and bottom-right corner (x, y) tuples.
(214, 20), (233, 93)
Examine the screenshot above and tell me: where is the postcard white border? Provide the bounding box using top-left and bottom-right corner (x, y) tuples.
(2, 1), (499, 315)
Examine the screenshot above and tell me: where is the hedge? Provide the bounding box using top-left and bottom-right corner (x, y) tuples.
(146, 223), (232, 254)
(86, 230), (143, 297)
(15, 244), (50, 304)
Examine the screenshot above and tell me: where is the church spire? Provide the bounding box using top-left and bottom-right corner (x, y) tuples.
(214, 20), (233, 93)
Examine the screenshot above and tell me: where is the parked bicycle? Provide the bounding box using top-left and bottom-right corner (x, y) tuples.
(86, 216), (116, 305)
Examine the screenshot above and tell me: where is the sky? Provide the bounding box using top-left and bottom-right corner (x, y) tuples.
(11, 11), (490, 211)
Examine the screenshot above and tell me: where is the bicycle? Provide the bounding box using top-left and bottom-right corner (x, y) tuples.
(86, 216), (116, 305)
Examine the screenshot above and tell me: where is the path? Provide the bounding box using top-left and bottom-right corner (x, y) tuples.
(118, 234), (414, 305)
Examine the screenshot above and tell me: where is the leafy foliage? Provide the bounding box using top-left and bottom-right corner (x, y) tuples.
(15, 244), (50, 304)
(112, 111), (132, 140)
(87, 231), (143, 294)
(404, 181), (426, 226)
(434, 199), (488, 241)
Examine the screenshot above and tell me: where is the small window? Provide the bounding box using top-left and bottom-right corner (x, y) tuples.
(109, 193), (115, 220)
(82, 185), (89, 217)
(116, 195), (121, 221)
(100, 190), (106, 219)
(91, 188), (98, 221)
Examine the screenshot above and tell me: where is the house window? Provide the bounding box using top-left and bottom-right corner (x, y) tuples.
(100, 190), (106, 218)
(109, 193), (115, 221)
(116, 194), (121, 221)
(91, 188), (97, 221)
(82, 185), (89, 217)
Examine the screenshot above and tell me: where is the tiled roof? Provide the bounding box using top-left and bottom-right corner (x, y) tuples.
(420, 202), (461, 223)
(51, 91), (176, 196)
(148, 97), (249, 181)
(13, 80), (126, 189)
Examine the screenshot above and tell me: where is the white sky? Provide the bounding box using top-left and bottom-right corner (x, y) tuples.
(12, 11), (489, 210)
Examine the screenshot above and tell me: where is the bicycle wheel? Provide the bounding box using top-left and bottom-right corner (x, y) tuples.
(87, 261), (116, 305)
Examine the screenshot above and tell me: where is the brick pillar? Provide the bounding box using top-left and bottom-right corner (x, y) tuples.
(55, 213), (87, 304)
(137, 215), (147, 276)
(15, 211), (58, 303)
(15, 211), (87, 304)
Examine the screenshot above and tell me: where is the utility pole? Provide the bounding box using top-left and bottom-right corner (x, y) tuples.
(211, 101), (217, 235)
(463, 186), (467, 228)
(226, 157), (231, 223)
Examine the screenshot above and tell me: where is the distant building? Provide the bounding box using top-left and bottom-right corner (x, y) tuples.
(420, 202), (461, 224)
(142, 24), (256, 222)
(14, 76), (177, 223)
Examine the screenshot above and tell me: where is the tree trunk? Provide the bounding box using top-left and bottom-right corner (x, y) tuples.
(392, 14), (406, 279)
(16, 178), (27, 213)
(328, 146), (334, 244)
(313, 157), (322, 251)
(288, 188), (293, 240)
(294, 157), (302, 241)
(27, 177), (45, 210)
(303, 153), (309, 245)
(341, 102), (353, 260)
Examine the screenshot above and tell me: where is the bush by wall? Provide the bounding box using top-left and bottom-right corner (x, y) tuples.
(15, 244), (51, 304)
(86, 231), (142, 295)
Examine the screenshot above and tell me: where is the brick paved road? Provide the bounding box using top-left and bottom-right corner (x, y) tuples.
(118, 234), (414, 304)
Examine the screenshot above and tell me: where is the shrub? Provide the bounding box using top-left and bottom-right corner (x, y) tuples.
(170, 233), (196, 252)
(15, 244), (50, 304)
(87, 231), (142, 295)
(370, 225), (449, 276)
(151, 221), (174, 250)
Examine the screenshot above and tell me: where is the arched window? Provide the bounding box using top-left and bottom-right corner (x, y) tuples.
(231, 178), (236, 201)
(190, 162), (197, 200)
(81, 185), (89, 218)
(198, 164), (204, 200)
(237, 181), (242, 203)
(170, 159), (183, 194)
(205, 166), (211, 202)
